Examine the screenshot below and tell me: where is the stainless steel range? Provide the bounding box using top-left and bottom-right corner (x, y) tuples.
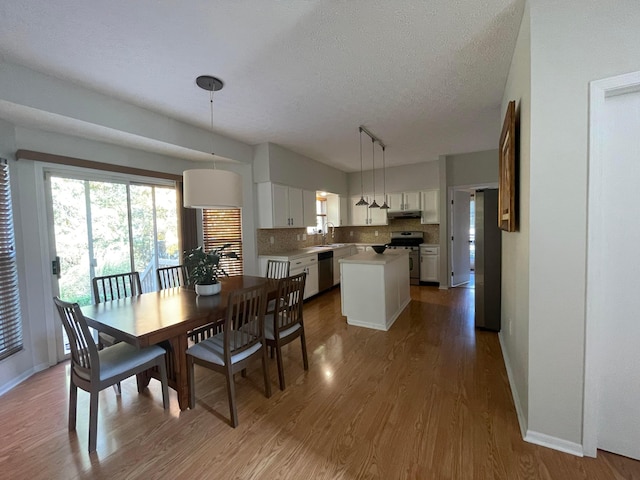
(387, 231), (423, 285)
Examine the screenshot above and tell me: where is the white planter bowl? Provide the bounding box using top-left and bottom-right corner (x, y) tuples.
(195, 282), (222, 296)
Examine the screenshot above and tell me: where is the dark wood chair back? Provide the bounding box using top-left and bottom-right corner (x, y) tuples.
(53, 297), (98, 380)
(224, 284), (268, 361)
(92, 272), (142, 303)
(273, 272), (306, 333)
(157, 265), (188, 290)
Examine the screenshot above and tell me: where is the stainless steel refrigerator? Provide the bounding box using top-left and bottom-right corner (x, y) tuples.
(475, 189), (502, 331)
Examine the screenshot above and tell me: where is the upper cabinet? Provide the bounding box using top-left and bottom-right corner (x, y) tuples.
(257, 182), (316, 228)
(421, 189), (439, 224)
(387, 191), (421, 212)
(349, 195), (388, 226)
(326, 194), (349, 226)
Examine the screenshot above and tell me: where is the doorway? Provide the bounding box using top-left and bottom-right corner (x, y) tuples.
(45, 170), (179, 360)
(584, 71), (640, 460)
(449, 185), (498, 289)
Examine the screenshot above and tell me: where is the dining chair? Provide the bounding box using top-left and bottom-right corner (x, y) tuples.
(92, 271), (142, 350)
(186, 283), (271, 427)
(157, 265), (189, 290)
(156, 265), (223, 344)
(265, 259), (290, 318)
(53, 297), (169, 453)
(265, 272), (309, 390)
(265, 259), (290, 280)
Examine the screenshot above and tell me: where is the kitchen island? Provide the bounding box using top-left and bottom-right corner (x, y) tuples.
(339, 250), (411, 331)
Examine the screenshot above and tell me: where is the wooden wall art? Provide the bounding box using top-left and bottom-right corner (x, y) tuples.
(499, 100), (517, 232)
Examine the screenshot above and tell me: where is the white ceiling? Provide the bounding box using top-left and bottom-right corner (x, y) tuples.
(0, 0), (524, 172)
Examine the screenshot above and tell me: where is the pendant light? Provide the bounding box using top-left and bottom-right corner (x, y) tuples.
(183, 75), (243, 209)
(369, 137), (380, 208)
(355, 127), (369, 206)
(379, 144), (389, 209)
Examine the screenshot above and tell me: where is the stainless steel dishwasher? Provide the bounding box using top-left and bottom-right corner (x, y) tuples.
(317, 250), (334, 293)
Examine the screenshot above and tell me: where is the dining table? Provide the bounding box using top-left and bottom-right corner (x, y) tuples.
(81, 275), (278, 410)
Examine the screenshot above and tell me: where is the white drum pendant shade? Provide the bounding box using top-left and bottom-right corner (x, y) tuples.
(183, 169), (243, 209)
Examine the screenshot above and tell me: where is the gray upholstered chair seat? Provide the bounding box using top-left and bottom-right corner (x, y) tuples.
(74, 342), (166, 382)
(265, 314), (301, 340)
(187, 331), (262, 367)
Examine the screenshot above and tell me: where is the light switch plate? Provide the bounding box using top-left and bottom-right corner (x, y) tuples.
(270, 236), (275, 244)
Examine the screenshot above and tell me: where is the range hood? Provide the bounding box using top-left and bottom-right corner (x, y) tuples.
(387, 210), (422, 219)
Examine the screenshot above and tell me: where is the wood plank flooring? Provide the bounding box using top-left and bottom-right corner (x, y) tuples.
(1, 286), (639, 479)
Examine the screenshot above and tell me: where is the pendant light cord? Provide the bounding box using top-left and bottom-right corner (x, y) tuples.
(382, 145), (386, 200)
(209, 90), (217, 169)
(371, 138), (375, 199)
(359, 128), (364, 196)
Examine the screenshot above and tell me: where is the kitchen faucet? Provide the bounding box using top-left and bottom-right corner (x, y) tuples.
(321, 221), (335, 245)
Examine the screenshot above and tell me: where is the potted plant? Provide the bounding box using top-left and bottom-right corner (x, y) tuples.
(183, 244), (238, 296)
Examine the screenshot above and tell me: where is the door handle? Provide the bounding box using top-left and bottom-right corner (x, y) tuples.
(52, 256), (61, 278)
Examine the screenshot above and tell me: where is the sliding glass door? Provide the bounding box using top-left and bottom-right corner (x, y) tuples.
(46, 170), (179, 358)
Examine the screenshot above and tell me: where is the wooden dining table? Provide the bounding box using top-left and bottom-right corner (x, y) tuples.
(81, 275), (278, 410)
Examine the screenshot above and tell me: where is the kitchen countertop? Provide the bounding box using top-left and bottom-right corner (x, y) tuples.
(339, 250), (408, 265)
(259, 243), (360, 260)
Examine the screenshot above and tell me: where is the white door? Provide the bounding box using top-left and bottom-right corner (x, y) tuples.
(450, 190), (471, 286)
(589, 82), (640, 459)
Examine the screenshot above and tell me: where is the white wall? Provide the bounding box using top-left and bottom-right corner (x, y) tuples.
(0, 61), (254, 164)
(446, 150), (498, 187)
(263, 143), (348, 195)
(347, 160), (439, 197)
(499, 1), (531, 436)
(526, 0), (640, 448)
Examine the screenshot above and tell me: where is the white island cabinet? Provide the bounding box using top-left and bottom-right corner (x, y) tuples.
(339, 250), (410, 331)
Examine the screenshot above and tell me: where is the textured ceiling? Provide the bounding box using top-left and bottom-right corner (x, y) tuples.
(0, 0), (524, 171)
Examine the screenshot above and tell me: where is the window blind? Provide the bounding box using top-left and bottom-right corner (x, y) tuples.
(202, 209), (243, 276)
(0, 159), (23, 360)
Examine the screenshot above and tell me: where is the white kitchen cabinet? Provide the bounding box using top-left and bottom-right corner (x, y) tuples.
(257, 182), (316, 228)
(387, 191), (422, 212)
(289, 254), (318, 299)
(332, 245), (356, 285)
(305, 263), (319, 298)
(340, 250), (411, 331)
(262, 253), (319, 299)
(421, 189), (440, 224)
(420, 245), (440, 282)
(326, 194), (349, 226)
(350, 195), (387, 226)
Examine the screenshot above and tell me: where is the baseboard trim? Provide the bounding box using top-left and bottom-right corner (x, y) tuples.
(0, 369), (34, 397)
(498, 332), (527, 438)
(498, 333), (585, 458)
(524, 430), (584, 457)
(0, 361), (51, 397)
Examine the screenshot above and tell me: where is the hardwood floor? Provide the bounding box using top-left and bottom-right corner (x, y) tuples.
(1, 286), (639, 479)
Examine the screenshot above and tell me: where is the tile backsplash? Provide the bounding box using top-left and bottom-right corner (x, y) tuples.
(257, 219), (439, 255)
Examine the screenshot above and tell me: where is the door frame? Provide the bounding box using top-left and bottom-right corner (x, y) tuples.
(39, 162), (176, 363)
(448, 183), (498, 288)
(583, 70), (640, 457)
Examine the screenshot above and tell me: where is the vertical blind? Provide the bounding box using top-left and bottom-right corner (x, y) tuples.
(202, 209), (243, 276)
(0, 159), (23, 361)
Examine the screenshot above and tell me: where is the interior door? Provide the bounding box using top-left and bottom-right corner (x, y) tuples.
(451, 190), (471, 286)
(593, 85), (640, 460)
